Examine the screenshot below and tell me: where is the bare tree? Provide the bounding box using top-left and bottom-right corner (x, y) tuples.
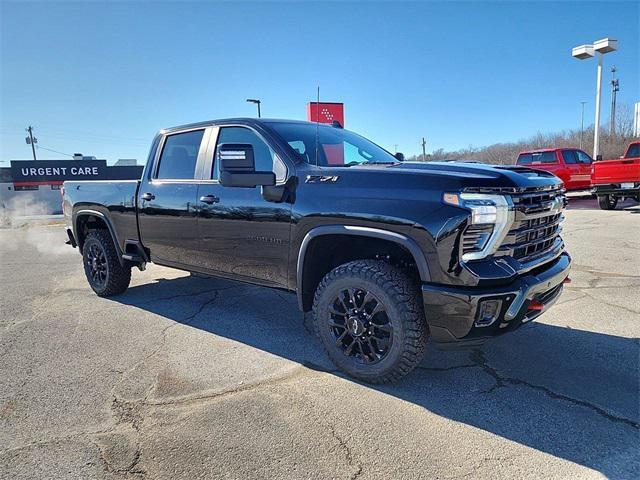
(408, 103), (638, 164)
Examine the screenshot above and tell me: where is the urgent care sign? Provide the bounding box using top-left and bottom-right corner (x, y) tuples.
(307, 102), (345, 126)
(10, 160), (106, 183)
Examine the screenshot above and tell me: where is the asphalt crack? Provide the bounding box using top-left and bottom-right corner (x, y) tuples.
(326, 423), (363, 480)
(416, 363), (477, 372)
(470, 349), (639, 430)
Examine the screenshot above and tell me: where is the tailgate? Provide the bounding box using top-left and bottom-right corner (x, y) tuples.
(591, 158), (640, 185)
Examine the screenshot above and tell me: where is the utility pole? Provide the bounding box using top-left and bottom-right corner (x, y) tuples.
(580, 102), (587, 150)
(421, 137), (427, 161)
(25, 126), (37, 160)
(394, 144), (398, 154)
(610, 66), (619, 136)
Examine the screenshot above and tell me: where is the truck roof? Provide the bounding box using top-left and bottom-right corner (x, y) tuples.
(161, 118), (321, 134)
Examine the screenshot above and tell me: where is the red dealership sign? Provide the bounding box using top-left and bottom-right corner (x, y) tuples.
(307, 102), (344, 126)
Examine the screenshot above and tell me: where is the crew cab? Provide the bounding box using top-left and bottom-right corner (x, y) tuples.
(63, 118), (571, 383)
(516, 148), (593, 191)
(591, 141), (640, 210)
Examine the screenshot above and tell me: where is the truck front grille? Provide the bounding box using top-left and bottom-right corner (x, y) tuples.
(497, 187), (566, 264)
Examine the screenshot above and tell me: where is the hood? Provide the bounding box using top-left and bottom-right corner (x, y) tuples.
(340, 161), (564, 192)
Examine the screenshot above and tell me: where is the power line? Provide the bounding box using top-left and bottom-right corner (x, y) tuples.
(35, 145), (74, 157)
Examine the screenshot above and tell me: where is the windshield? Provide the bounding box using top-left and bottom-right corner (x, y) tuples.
(268, 122), (397, 167)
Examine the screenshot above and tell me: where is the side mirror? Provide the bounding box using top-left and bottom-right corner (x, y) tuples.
(394, 152), (405, 162)
(596, 154), (603, 161)
(218, 143), (275, 188)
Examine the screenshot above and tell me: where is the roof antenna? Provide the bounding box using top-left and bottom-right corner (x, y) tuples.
(315, 86), (320, 167)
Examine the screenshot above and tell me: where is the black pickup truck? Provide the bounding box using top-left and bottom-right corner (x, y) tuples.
(63, 118), (571, 383)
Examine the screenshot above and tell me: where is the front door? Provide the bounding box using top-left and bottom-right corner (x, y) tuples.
(137, 128), (207, 267)
(575, 150), (594, 189)
(562, 150), (590, 189)
(195, 125), (292, 287)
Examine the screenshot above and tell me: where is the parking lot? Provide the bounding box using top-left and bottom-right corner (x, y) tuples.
(1, 196), (638, 480)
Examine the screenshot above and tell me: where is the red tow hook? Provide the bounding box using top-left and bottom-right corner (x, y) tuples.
(563, 277), (572, 284)
(528, 300), (545, 311)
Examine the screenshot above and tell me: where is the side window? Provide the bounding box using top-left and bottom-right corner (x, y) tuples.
(562, 150), (579, 164)
(576, 151), (593, 164)
(215, 127), (286, 182)
(517, 154), (533, 165)
(156, 130), (204, 179)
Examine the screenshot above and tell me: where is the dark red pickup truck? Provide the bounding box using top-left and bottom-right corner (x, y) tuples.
(516, 148), (592, 192)
(592, 141), (640, 210)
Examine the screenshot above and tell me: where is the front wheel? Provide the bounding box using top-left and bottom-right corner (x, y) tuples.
(598, 194), (618, 210)
(82, 230), (131, 297)
(312, 260), (428, 384)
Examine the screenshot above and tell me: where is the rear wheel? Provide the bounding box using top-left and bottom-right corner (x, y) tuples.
(312, 260), (428, 384)
(598, 194), (618, 210)
(82, 230), (131, 297)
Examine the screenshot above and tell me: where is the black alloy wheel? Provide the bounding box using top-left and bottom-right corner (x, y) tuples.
(313, 260), (429, 383)
(85, 242), (108, 289)
(82, 230), (131, 297)
(328, 287), (393, 364)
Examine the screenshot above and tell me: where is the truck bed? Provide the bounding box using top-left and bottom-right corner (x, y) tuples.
(62, 180), (140, 253)
(591, 158), (640, 185)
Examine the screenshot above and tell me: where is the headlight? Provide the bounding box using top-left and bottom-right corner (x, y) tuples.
(443, 193), (514, 261)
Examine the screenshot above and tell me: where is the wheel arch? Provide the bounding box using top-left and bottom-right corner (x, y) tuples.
(74, 209), (124, 264)
(296, 225), (431, 311)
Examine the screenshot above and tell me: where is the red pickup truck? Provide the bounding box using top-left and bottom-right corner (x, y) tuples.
(516, 148), (592, 191)
(591, 141), (640, 210)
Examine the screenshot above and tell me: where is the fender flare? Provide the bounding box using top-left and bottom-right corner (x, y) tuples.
(296, 225), (431, 309)
(74, 209), (124, 265)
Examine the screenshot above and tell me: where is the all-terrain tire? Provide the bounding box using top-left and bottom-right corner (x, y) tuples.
(597, 194), (617, 210)
(312, 260), (429, 384)
(82, 230), (131, 297)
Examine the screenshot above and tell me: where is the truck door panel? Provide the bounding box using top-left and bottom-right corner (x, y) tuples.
(562, 150), (589, 189)
(196, 126), (292, 287)
(137, 128), (208, 266)
(575, 150), (594, 189)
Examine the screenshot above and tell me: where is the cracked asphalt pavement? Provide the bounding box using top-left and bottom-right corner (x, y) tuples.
(1, 196), (639, 479)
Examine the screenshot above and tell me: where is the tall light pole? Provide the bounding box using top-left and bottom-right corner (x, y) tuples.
(610, 66), (619, 135)
(421, 137), (427, 161)
(246, 98), (261, 118)
(580, 101), (587, 150)
(572, 38), (618, 160)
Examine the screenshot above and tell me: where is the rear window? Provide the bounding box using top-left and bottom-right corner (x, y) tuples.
(517, 152), (557, 165)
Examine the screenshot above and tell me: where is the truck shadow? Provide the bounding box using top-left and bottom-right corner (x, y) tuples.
(114, 274), (639, 478)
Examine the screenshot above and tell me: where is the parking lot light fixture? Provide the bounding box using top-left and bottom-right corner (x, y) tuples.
(572, 38), (618, 160)
(246, 98), (261, 118)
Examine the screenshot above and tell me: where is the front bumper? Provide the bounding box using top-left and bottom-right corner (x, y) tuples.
(422, 252), (571, 346)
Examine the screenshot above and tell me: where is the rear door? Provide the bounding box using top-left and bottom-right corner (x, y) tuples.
(526, 151), (564, 182)
(137, 127), (211, 266)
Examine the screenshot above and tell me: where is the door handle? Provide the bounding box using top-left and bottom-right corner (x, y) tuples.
(141, 192), (155, 201)
(199, 195), (220, 204)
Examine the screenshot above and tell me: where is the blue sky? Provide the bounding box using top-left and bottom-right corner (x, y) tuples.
(1, 1), (638, 164)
